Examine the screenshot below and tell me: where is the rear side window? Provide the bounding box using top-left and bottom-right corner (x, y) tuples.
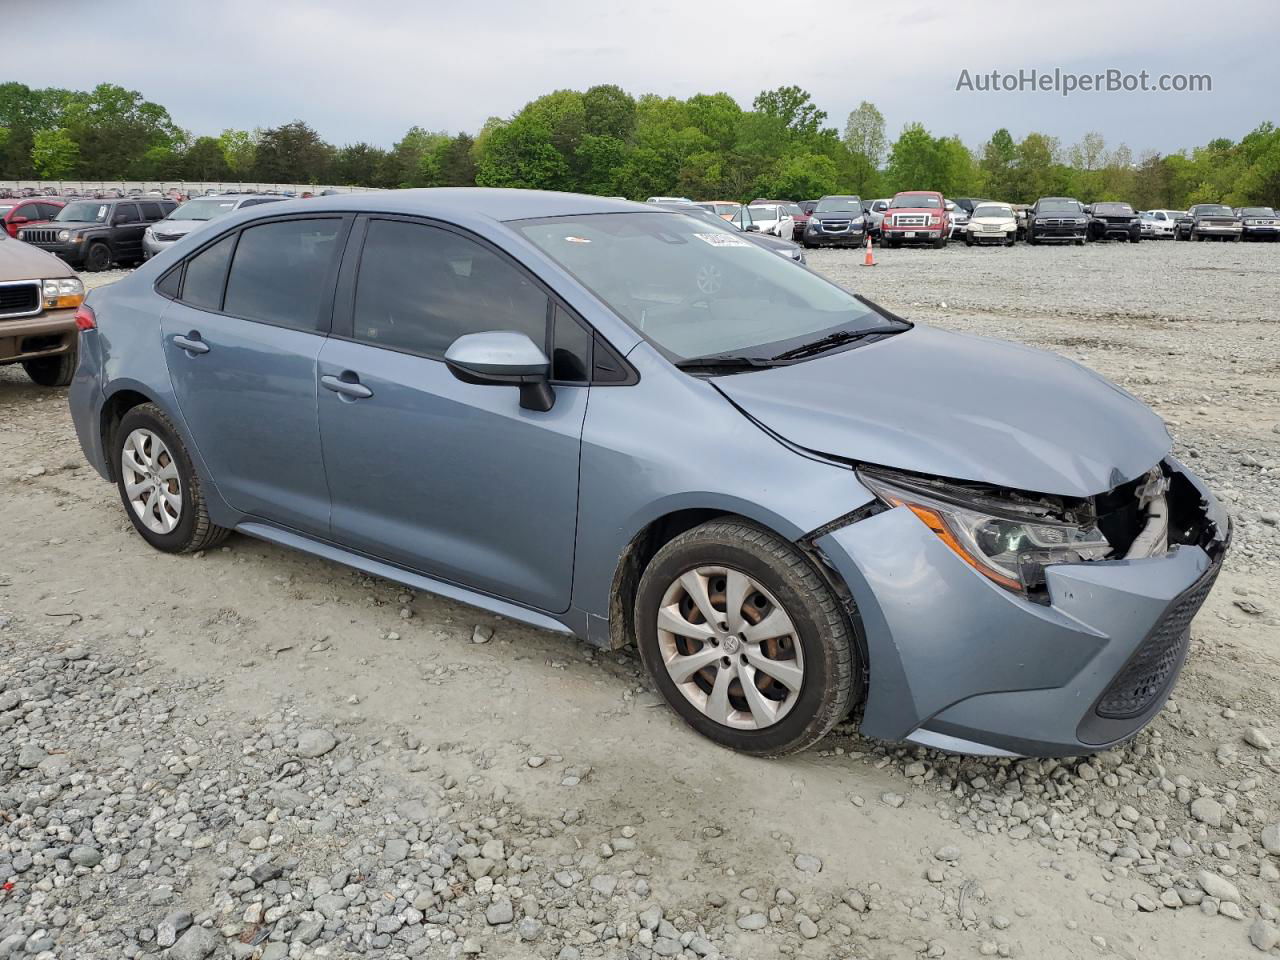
(114, 203), (140, 222)
(140, 202), (164, 220)
(351, 219), (549, 359)
(181, 234), (236, 311)
(223, 218), (343, 331)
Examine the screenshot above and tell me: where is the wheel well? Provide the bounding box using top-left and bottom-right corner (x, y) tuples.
(607, 509), (732, 650)
(100, 389), (152, 481)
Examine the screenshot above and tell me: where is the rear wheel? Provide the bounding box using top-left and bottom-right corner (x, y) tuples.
(635, 519), (857, 756)
(22, 351), (76, 387)
(113, 403), (230, 554)
(84, 242), (111, 271)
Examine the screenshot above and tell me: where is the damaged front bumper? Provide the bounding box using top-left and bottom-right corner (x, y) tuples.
(815, 458), (1229, 757)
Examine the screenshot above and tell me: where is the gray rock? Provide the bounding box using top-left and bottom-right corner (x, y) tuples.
(517, 918), (542, 941)
(1190, 797), (1225, 828)
(16, 744), (46, 769)
(1197, 870), (1241, 904)
(1251, 919), (1280, 952)
(68, 845), (102, 867)
(794, 853), (822, 874)
(295, 729), (337, 758)
(384, 838), (410, 864)
(1262, 823), (1280, 856)
(168, 926), (218, 960)
(485, 898), (514, 925)
(934, 845), (961, 862)
(1245, 727), (1273, 750)
(156, 910), (193, 948)
(737, 913), (768, 930)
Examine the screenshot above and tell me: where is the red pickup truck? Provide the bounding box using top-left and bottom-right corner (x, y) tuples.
(880, 191), (949, 249)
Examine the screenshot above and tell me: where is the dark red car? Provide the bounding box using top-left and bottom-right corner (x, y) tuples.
(1, 197), (65, 238)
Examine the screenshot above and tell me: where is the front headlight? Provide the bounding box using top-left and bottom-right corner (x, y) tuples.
(57, 229), (71, 242)
(858, 468), (1111, 596)
(1074, 217), (1087, 225)
(851, 216), (864, 225)
(43, 276), (84, 308)
(145, 227), (154, 238)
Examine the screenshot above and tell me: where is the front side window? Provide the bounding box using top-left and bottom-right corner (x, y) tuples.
(516, 212), (898, 362)
(114, 203), (140, 223)
(352, 219), (549, 359)
(223, 218), (343, 331)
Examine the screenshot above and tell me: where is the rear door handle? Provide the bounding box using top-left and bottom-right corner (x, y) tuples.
(321, 374), (373, 400)
(172, 333), (210, 354)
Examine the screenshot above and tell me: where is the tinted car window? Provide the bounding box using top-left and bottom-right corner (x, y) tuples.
(140, 202), (164, 220)
(114, 203), (141, 223)
(352, 219), (549, 360)
(223, 218), (343, 331)
(181, 234), (236, 311)
(39, 203), (63, 219)
(240, 197), (283, 208)
(552, 304), (591, 383)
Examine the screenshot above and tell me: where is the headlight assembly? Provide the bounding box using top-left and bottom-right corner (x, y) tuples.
(43, 276), (84, 308)
(57, 229), (71, 242)
(858, 468), (1111, 596)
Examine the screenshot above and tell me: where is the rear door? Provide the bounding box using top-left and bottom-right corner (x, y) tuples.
(316, 216), (589, 612)
(109, 202), (145, 262)
(160, 215), (350, 534)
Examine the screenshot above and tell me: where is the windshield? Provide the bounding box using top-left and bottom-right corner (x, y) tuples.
(815, 197), (863, 214)
(972, 204), (1013, 219)
(1037, 199), (1082, 213)
(890, 194), (941, 209)
(170, 196), (239, 221)
(56, 201), (109, 222)
(515, 212), (897, 362)
(1241, 207), (1275, 216)
(0, 206), (11, 216)
(1094, 203), (1134, 215)
(1194, 205), (1233, 216)
(747, 205), (780, 221)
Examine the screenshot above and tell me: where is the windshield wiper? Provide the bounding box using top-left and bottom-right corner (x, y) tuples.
(674, 354), (774, 372)
(769, 329), (884, 362)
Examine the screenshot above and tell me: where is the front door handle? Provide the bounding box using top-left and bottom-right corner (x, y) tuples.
(172, 333), (210, 355)
(321, 373), (373, 400)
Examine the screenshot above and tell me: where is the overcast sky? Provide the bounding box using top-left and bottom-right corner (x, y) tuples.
(15, 0), (1279, 155)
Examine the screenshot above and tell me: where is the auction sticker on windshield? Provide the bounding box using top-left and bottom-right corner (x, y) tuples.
(693, 233), (750, 247)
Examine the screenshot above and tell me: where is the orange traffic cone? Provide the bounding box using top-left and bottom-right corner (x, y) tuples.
(861, 234), (876, 266)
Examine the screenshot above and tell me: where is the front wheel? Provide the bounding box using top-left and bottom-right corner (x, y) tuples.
(634, 519), (858, 756)
(113, 403), (230, 554)
(964, 235), (973, 246)
(22, 351), (76, 387)
(83, 242), (111, 272)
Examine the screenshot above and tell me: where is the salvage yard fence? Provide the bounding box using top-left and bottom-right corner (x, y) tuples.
(0, 180), (381, 195)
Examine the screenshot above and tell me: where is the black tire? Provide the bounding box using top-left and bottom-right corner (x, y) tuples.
(1006, 235), (1016, 247)
(84, 242), (111, 271)
(1130, 234), (1141, 243)
(964, 235), (973, 246)
(1074, 238), (1085, 246)
(933, 235), (947, 249)
(634, 519), (858, 756)
(113, 403), (230, 554)
(22, 351), (76, 387)
(1027, 233), (1038, 245)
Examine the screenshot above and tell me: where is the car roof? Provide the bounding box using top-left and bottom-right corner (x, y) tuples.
(256, 187), (645, 223)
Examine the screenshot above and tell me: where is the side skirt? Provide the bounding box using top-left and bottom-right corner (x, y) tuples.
(236, 521), (576, 637)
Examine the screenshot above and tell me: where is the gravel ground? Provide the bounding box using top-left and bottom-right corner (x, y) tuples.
(1, 242), (1278, 960)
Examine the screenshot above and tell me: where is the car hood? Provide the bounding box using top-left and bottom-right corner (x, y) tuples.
(151, 219), (205, 235)
(712, 325), (1171, 498)
(746, 233), (798, 253)
(969, 216), (1014, 226)
(0, 235), (75, 278)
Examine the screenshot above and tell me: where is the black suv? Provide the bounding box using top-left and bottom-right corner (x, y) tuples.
(18, 197), (177, 271)
(1086, 202), (1142, 243)
(1026, 197), (1088, 245)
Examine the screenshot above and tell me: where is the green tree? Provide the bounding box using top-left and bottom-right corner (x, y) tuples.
(582, 84), (636, 141)
(183, 136), (230, 180)
(843, 101), (886, 167)
(753, 86), (826, 138)
(218, 128), (258, 178)
(431, 134), (478, 187)
(253, 121), (334, 183)
(31, 128), (79, 178)
(1011, 132), (1062, 202)
(763, 153), (840, 199)
(382, 126), (448, 187)
(475, 117), (571, 190)
(61, 83), (182, 178)
(333, 142), (388, 186)
(979, 128), (1018, 200)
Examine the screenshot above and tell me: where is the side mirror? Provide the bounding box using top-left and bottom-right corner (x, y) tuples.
(744, 223), (760, 232)
(9, 215), (27, 225)
(445, 331), (554, 412)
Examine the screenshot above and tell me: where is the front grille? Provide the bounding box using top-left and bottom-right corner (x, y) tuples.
(21, 228), (60, 244)
(154, 232), (185, 242)
(891, 214), (927, 227)
(1205, 219), (1236, 227)
(1095, 562), (1220, 719)
(819, 219), (850, 232)
(0, 281), (41, 319)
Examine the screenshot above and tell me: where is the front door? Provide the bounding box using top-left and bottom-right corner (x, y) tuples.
(317, 217), (587, 613)
(160, 216), (349, 535)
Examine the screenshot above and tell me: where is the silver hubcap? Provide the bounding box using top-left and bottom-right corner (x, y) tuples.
(656, 566), (804, 730)
(121, 428), (182, 535)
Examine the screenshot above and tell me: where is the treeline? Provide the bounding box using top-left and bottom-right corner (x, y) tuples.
(2, 81), (1278, 208)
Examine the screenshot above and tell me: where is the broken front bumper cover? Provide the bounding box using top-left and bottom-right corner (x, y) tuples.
(815, 458), (1229, 757)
